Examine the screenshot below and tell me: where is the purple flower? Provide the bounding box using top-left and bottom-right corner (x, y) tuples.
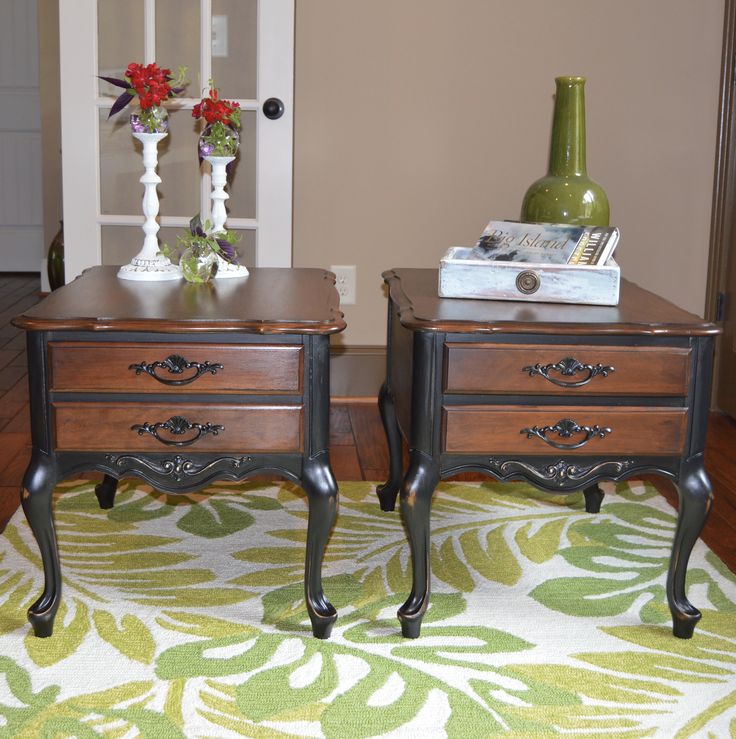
(199, 141), (214, 157)
(216, 238), (238, 263)
(130, 115), (146, 133)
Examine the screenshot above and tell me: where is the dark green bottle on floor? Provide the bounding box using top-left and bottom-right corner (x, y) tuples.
(521, 76), (609, 227)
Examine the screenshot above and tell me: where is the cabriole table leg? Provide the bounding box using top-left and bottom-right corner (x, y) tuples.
(668, 457), (713, 638)
(302, 453), (339, 639)
(377, 381), (403, 512)
(21, 449), (60, 638)
(95, 474), (118, 510)
(397, 450), (439, 638)
(583, 483), (605, 513)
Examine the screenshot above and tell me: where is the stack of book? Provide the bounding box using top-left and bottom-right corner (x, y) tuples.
(438, 219), (621, 305)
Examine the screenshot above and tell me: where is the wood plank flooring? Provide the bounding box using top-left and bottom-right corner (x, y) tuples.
(1, 273), (735, 575)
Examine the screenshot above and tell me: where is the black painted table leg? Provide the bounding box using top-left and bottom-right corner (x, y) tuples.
(21, 450), (60, 638)
(302, 453), (339, 639)
(668, 458), (713, 638)
(95, 474), (118, 509)
(397, 450), (440, 639)
(583, 483), (605, 513)
(377, 382), (403, 512)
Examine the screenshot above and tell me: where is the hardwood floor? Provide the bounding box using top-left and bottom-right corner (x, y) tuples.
(1, 272), (735, 574)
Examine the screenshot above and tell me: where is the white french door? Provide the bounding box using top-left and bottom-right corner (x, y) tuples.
(59, 0), (293, 282)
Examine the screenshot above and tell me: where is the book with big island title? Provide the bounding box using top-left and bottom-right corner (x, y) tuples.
(470, 219), (619, 266)
(438, 218), (621, 306)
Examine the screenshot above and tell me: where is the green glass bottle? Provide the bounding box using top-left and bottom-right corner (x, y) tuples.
(521, 76), (609, 227)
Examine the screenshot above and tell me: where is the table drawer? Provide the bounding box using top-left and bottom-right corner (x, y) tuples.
(443, 404), (687, 456)
(53, 402), (303, 453)
(444, 343), (690, 396)
(49, 342), (303, 394)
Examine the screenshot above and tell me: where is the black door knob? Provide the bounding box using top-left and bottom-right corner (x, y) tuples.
(262, 98), (285, 120)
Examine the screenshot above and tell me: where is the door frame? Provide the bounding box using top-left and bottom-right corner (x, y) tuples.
(706, 0), (736, 322)
(706, 0), (736, 407)
(59, 0), (294, 282)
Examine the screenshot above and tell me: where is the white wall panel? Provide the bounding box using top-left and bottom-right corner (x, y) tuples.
(0, 0), (43, 272)
(0, 0), (40, 87)
(0, 134), (43, 225)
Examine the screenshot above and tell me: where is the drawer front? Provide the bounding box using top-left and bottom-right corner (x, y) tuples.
(53, 402), (303, 453)
(49, 342), (303, 394)
(444, 343), (691, 396)
(443, 405), (687, 456)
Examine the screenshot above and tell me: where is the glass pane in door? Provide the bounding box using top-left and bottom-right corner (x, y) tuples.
(102, 225), (185, 266)
(157, 110), (200, 217)
(99, 110), (199, 217)
(156, 0), (202, 95)
(101, 224), (143, 265)
(99, 110), (141, 216)
(97, 0), (144, 95)
(234, 230), (256, 268)
(211, 0), (257, 100)
(222, 110), (256, 219)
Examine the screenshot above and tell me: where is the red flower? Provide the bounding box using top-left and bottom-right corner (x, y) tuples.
(124, 63), (176, 109)
(100, 61), (187, 122)
(192, 85), (241, 129)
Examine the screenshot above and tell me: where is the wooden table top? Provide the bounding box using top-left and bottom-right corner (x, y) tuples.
(383, 268), (720, 337)
(14, 266), (346, 334)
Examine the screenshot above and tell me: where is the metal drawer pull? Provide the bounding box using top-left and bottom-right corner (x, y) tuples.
(522, 357), (614, 388)
(129, 354), (223, 386)
(521, 418), (611, 450)
(131, 416), (224, 447)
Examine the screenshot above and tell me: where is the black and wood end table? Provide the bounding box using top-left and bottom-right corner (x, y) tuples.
(12, 266), (345, 639)
(378, 268), (721, 639)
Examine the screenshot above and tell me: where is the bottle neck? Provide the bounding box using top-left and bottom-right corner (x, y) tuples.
(548, 77), (587, 177)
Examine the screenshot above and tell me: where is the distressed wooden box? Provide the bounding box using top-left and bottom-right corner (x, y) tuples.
(438, 247), (620, 305)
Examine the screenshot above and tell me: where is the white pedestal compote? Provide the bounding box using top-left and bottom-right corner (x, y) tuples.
(205, 155), (249, 279)
(118, 131), (181, 281)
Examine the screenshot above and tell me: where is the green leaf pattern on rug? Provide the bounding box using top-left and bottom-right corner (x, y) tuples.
(156, 631), (505, 736)
(176, 498), (255, 538)
(92, 610), (156, 664)
(0, 478), (734, 736)
(530, 501), (678, 620)
(24, 599), (90, 667)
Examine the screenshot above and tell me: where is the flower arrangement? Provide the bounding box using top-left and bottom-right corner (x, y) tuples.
(160, 215), (241, 283)
(100, 62), (187, 133)
(193, 83), (241, 158)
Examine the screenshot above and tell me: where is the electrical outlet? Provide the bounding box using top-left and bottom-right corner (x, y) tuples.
(330, 265), (357, 305)
(212, 15), (228, 58)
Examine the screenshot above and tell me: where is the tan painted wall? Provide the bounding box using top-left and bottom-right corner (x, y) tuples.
(293, 0), (725, 345)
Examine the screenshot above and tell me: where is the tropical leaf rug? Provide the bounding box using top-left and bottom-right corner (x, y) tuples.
(0, 478), (734, 738)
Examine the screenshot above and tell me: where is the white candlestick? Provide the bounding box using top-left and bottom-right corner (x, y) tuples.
(118, 131), (181, 281)
(205, 155), (249, 279)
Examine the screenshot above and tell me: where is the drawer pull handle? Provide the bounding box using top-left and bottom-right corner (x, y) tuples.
(131, 416), (224, 447)
(129, 354), (223, 386)
(521, 418), (611, 450)
(522, 357), (614, 388)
